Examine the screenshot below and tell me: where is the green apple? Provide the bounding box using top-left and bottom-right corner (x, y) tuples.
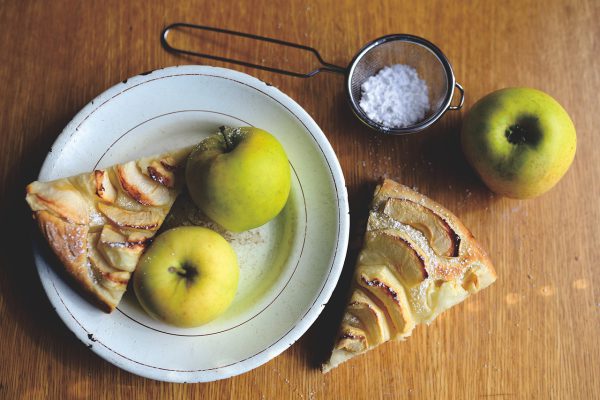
(461, 88), (576, 198)
(133, 226), (239, 327)
(186, 126), (291, 232)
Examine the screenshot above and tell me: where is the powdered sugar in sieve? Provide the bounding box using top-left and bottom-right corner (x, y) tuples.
(359, 65), (430, 129)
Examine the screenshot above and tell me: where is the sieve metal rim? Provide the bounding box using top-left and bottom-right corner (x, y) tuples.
(345, 34), (458, 135)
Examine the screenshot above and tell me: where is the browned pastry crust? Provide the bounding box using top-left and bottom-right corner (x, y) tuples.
(26, 147), (192, 312)
(322, 179), (497, 372)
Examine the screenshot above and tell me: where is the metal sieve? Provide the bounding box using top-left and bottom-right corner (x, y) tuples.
(162, 23), (464, 135)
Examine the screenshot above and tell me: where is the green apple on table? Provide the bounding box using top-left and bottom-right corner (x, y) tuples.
(461, 87), (576, 199)
(133, 226), (239, 327)
(186, 126), (291, 232)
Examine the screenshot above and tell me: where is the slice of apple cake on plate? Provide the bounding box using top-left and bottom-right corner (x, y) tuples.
(322, 179), (496, 372)
(25, 147), (192, 312)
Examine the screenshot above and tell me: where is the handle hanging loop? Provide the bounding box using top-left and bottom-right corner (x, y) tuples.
(448, 82), (465, 110)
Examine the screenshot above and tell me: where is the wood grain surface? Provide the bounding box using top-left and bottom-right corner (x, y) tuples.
(0, 0), (598, 398)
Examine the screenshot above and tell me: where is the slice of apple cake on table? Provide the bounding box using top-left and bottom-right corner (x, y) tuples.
(25, 146), (192, 312)
(322, 179), (497, 372)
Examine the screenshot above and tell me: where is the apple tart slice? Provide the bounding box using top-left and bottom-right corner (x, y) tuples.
(25, 147), (192, 312)
(322, 179), (496, 372)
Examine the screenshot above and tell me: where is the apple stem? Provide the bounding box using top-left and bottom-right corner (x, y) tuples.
(168, 264), (199, 284)
(219, 126), (234, 152)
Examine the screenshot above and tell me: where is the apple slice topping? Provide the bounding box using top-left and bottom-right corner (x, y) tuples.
(357, 265), (416, 339)
(94, 170), (117, 203)
(382, 198), (460, 257)
(26, 180), (89, 224)
(346, 289), (391, 347)
(127, 229), (155, 242)
(336, 325), (368, 353)
(98, 225), (149, 272)
(116, 161), (171, 206)
(97, 202), (162, 231)
(137, 148), (191, 188)
(146, 159), (177, 188)
(88, 234), (130, 291)
(361, 230), (428, 288)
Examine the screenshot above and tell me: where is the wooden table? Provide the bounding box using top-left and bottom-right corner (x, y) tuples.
(1, 0), (598, 398)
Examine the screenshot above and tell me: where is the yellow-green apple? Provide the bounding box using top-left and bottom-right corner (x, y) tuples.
(133, 226), (239, 327)
(461, 88), (576, 198)
(186, 126), (291, 232)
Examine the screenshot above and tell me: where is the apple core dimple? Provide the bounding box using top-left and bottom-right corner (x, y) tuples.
(505, 116), (542, 146)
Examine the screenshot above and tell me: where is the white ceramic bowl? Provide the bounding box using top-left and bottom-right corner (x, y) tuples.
(34, 65), (349, 382)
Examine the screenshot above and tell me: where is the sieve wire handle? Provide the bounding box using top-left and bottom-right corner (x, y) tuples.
(161, 23), (346, 78)
(448, 82), (465, 110)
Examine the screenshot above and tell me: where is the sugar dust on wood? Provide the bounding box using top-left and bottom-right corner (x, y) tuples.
(359, 64), (430, 128)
